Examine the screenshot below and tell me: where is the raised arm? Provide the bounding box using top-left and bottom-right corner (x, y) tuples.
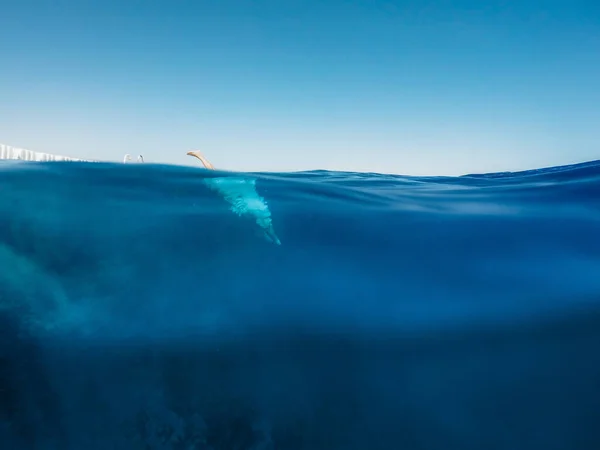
(186, 151), (215, 170)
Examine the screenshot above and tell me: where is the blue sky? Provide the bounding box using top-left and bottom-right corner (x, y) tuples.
(1, 0), (598, 175)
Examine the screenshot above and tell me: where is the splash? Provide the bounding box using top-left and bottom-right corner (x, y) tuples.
(204, 176), (281, 245)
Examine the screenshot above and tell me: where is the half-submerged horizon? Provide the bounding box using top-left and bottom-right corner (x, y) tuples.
(2, 145), (599, 449)
(1, 141), (598, 177)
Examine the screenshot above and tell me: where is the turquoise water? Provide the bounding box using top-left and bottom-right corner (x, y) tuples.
(1, 159), (600, 449)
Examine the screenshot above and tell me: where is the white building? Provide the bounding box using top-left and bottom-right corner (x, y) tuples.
(0, 143), (94, 162)
(0, 143), (143, 163)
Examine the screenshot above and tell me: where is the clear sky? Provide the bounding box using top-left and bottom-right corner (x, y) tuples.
(1, 0), (598, 175)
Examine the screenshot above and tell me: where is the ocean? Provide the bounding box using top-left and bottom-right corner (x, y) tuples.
(1, 159), (599, 449)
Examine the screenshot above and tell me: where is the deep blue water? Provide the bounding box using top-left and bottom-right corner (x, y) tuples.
(1, 159), (600, 449)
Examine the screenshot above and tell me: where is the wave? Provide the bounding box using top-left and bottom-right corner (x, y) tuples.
(1, 159), (600, 449)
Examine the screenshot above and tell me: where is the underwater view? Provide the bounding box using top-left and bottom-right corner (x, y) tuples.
(1, 159), (600, 449)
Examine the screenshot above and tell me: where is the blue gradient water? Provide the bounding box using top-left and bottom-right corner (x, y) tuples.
(1, 160), (599, 449)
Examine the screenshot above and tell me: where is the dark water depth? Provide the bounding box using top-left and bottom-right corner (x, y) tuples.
(1, 159), (600, 449)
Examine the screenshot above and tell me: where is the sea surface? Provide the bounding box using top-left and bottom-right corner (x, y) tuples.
(1, 159), (599, 449)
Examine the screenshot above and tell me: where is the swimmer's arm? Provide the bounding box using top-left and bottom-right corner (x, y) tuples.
(187, 151), (215, 170)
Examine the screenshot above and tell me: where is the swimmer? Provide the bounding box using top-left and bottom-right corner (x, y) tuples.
(187, 151), (215, 170)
